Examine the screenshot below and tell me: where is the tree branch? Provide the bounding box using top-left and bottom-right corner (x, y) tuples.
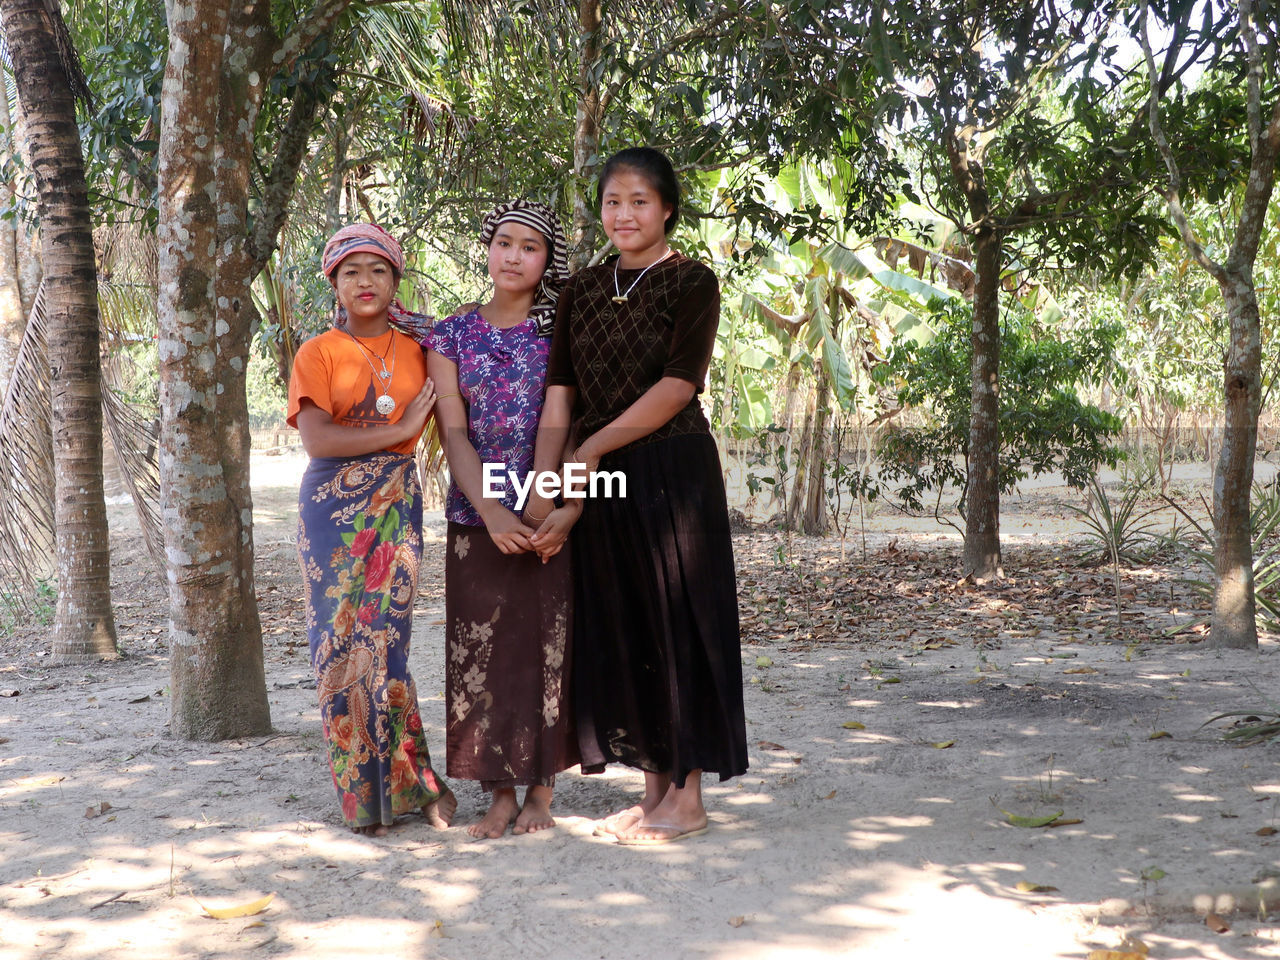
(1139, 0), (1227, 284)
(276, 0), (400, 77)
(1227, 0), (1280, 271)
(250, 83), (322, 275)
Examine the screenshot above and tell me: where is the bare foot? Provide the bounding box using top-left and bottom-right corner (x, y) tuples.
(467, 789), (518, 839)
(422, 789), (457, 829)
(351, 823), (390, 837)
(513, 785), (555, 835)
(592, 804), (646, 838)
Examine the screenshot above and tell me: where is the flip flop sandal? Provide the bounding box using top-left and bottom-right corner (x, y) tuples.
(592, 811), (643, 837)
(616, 823), (709, 846)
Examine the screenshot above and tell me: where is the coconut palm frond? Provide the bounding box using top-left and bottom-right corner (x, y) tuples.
(0, 281), (55, 617)
(417, 417), (448, 509)
(99, 366), (162, 567)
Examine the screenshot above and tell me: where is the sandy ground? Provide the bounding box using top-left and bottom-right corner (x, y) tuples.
(5, 451), (1280, 959)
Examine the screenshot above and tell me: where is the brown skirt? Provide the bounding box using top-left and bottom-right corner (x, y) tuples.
(444, 522), (579, 789)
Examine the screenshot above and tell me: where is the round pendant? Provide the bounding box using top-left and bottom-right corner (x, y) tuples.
(375, 394), (396, 415)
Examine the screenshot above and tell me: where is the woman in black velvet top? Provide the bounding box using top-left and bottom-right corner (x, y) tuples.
(524, 147), (747, 845)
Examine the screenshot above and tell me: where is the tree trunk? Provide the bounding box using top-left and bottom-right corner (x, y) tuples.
(962, 229), (1002, 580)
(158, 0), (269, 738)
(0, 68), (27, 398)
(786, 382), (814, 532)
(800, 293), (838, 536)
(1210, 277), (1262, 649)
(2, 0), (118, 661)
(774, 354), (803, 517)
(9, 95), (42, 322)
(569, 0), (602, 269)
(800, 368), (831, 534)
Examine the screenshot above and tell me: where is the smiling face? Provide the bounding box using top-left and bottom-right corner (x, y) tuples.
(333, 252), (397, 331)
(487, 221), (550, 296)
(600, 168), (674, 266)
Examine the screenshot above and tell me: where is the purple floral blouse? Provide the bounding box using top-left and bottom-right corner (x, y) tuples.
(425, 311), (550, 527)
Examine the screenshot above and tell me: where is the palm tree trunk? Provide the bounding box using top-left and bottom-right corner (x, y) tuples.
(1, 0), (118, 661)
(962, 229), (1002, 580)
(1210, 277), (1262, 649)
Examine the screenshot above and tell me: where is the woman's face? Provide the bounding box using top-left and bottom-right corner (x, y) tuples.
(488, 222), (550, 296)
(333, 252), (397, 327)
(601, 168), (672, 262)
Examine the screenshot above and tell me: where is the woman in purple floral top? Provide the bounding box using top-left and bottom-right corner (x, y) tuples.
(425, 200), (580, 839)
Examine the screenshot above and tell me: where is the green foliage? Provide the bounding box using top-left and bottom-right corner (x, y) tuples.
(66, 0), (166, 227)
(871, 297), (1124, 513)
(246, 348), (288, 431)
(1063, 474), (1161, 565)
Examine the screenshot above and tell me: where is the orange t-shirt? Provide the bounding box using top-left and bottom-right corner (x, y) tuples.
(287, 328), (428, 456)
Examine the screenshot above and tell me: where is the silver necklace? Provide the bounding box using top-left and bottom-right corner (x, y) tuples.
(612, 248), (675, 305)
(346, 329), (398, 415)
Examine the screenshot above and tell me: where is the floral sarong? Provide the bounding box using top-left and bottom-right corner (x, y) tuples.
(297, 452), (448, 828)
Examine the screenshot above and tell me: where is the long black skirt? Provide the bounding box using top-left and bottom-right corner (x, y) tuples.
(572, 431), (748, 787)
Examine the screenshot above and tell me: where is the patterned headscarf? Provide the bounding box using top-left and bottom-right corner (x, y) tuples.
(479, 199), (569, 336)
(321, 222), (432, 339)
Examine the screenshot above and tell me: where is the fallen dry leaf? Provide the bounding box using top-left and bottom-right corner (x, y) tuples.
(1258, 826), (1278, 836)
(84, 801), (112, 820)
(195, 893), (274, 920)
(930, 740), (955, 749)
(728, 915), (747, 928)
(841, 721), (865, 730)
(1064, 667), (1098, 675)
(755, 656), (773, 669)
(1047, 818), (1084, 827)
(1087, 939), (1149, 960)
(1002, 809), (1063, 828)
(757, 741), (787, 751)
(823, 790), (837, 800)
(1015, 881), (1059, 893)
(428, 920), (449, 939)
(1147, 731), (1171, 740)
(1205, 912), (1231, 933)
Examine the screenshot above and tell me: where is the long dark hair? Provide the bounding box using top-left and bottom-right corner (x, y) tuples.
(597, 147), (681, 234)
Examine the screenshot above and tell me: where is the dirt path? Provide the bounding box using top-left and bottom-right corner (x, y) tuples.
(4, 452), (1280, 959)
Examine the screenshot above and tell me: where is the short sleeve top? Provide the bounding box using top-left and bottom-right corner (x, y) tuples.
(425, 311), (550, 526)
(545, 252), (719, 445)
(287, 328), (428, 456)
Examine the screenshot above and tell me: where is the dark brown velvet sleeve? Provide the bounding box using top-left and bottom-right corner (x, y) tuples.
(662, 261), (720, 391)
(545, 273), (577, 388)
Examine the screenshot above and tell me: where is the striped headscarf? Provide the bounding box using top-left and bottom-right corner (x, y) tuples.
(479, 200), (569, 336)
(321, 222), (432, 338)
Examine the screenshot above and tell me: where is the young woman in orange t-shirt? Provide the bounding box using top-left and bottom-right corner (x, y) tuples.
(287, 223), (455, 837)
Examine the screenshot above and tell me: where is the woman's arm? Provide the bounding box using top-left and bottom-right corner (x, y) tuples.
(295, 379), (436, 458)
(523, 384), (576, 521)
(427, 350), (534, 554)
(570, 376), (696, 477)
